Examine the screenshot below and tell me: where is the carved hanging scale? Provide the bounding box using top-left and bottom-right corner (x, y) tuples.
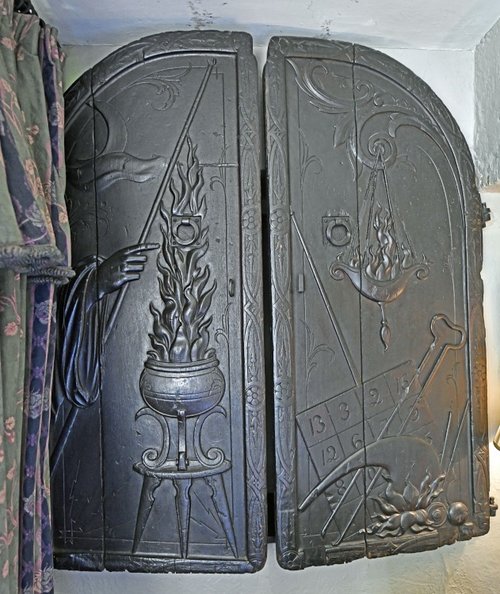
(51, 32), (492, 574)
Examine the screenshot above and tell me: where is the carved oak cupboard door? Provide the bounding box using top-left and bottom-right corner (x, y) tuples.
(265, 37), (489, 569)
(52, 31), (266, 573)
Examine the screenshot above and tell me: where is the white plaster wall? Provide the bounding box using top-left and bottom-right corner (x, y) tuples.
(36, 0), (500, 50)
(54, 43), (500, 594)
(475, 18), (500, 189)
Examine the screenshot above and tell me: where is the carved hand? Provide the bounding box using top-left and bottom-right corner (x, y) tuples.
(96, 243), (159, 299)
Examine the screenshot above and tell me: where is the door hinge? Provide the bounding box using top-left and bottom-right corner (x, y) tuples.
(482, 202), (491, 227)
(261, 169), (269, 217)
(489, 496), (498, 517)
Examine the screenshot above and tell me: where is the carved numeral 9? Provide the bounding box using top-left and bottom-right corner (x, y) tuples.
(397, 374), (410, 395)
(339, 402), (349, 421)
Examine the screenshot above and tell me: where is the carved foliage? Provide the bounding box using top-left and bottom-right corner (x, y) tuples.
(266, 38), (301, 568)
(238, 49), (267, 569)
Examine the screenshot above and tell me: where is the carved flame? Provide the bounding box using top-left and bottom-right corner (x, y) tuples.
(148, 137), (216, 363)
(363, 204), (413, 283)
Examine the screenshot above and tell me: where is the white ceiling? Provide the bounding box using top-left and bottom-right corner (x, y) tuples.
(36, 0), (500, 50)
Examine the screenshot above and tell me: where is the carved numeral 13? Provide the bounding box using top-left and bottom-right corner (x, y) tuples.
(309, 414), (326, 436)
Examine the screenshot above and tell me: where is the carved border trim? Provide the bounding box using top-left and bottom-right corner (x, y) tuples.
(237, 37), (268, 571)
(55, 553), (255, 574)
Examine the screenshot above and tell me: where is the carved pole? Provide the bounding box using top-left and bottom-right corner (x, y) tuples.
(290, 211), (361, 385)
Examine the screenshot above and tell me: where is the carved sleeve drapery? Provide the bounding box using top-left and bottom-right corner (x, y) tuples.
(56, 257), (104, 409)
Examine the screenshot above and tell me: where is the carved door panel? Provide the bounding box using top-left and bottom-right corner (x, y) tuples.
(51, 32), (266, 573)
(266, 37), (489, 569)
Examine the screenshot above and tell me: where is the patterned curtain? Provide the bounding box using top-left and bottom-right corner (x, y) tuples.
(0, 2), (71, 593)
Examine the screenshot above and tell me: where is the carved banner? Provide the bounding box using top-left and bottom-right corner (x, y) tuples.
(265, 37), (489, 568)
(51, 31), (266, 573)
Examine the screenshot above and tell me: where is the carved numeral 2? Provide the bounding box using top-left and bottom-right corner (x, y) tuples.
(321, 445), (338, 466)
(339, 402), (350, 421)
(368, 388), (381, 407)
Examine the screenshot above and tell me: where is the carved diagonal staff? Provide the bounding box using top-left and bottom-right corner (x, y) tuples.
(51, 60), (216, 472)
(290, 211), (361, 386)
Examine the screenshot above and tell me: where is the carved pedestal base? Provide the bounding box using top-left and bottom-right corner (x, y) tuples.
(132, 460), (237, 559)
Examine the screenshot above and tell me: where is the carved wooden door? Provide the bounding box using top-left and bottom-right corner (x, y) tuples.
(52, 31), (491, 575)
(51, 31), (266, 573)
(266, 37), (490, 568)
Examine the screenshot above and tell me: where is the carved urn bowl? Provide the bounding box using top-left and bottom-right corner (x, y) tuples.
(139, 357), (225, 418)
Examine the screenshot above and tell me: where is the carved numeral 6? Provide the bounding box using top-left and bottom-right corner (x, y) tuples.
(351, 433), (363, 449)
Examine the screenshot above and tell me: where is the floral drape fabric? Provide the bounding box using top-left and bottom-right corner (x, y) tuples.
(0, 2), (71, 593)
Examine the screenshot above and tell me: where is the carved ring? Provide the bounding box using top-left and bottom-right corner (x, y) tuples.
(171, 215), (201, 247)
(324, 218), (351, 247)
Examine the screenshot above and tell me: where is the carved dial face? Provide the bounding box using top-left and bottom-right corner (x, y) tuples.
(266, 37), (488, 568)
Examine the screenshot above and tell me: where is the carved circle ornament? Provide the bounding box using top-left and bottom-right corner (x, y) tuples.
(324, 217), (352, 247)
